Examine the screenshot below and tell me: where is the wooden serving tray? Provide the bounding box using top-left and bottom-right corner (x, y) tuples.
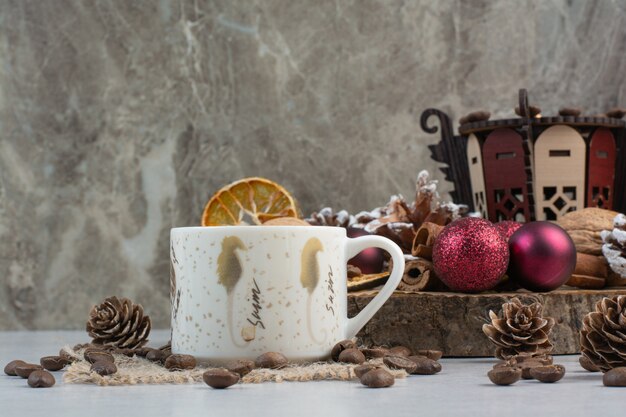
(348, 288), (626, 357)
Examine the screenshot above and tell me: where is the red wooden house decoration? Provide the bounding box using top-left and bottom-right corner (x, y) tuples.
(587, 127), (616, 209)
(482, 128), (531, 222)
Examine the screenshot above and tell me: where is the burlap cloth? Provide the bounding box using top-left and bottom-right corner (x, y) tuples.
(61, 346), (407, 386)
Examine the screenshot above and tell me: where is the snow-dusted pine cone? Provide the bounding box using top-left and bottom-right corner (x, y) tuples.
(86, 296), (151, 349)
(580, 295), (626, 372)
(482, 297), (555, 359)
(602, 213), (626, 278)
(305, 207), (355, 228)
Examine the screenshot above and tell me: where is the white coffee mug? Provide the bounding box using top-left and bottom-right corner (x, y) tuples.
(170, 226), (404, 362)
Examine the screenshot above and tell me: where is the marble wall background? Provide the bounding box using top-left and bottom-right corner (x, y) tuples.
(2, 0), (626, 330)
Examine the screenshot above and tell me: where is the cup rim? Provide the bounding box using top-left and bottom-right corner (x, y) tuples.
(170, 225), (348, 232)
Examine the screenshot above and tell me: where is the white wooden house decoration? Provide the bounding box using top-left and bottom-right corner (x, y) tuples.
(534, 125), (586, 220)
(466, 134), (488, 218)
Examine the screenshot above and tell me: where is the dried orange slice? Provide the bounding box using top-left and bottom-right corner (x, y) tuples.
(201, 177), (301, 226)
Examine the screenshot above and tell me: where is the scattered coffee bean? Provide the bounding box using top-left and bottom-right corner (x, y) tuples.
(90, 360), (118, 376)
(388, 346), (412, 357)
(579, 355), (600, 372)
(15, 364), (43, 378)
(112, 348), (135, 357)
(360, 368), (395, 388)
(530, 364), (565, 383)
(84, 350), (114, 364)
(225, 360), (256, 376)
(59, 349), (76, 363)
(40, 356), (69, 372)
(4, 360), (26, 376)
(331, 340), (357, 362)
(27, 370), (56, 388)
(135, 347), (153, 357)
(383, 355), (418, 374)
(603, 367), (626, 387)
(337, 348), (365, 364)
(354, 364), (379, 379)
(164, 354), (196, 371)
(415, 350), (443, 361)
(409, 357), (441, 375)
(146, 349), (167, 363)
(488, 366), (522, 386)
(361, 347), (388, 359)
(492, 360), (517, 369)
(255, 352), (288, 369)
(203, 368), (240, 389)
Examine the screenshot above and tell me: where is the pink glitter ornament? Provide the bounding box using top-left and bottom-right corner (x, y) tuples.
(432, 218), (509, 293)
(508, 221), (576, 292)
(495, 220), (523, 242)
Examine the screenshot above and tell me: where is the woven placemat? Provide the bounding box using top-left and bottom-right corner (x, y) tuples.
(61, 346), (407, 386)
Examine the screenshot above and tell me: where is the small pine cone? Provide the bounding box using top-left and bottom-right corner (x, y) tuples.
(482, 297), (555, 359)
(86, 296), (151, 349)
(602, 213), (626, 278)
(580, 295), (626, 372)
(305, 207), (355, 228)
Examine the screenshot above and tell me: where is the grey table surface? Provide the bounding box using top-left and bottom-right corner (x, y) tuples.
(0, 330), (620, 417)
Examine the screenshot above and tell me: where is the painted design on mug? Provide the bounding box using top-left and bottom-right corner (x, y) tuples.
(170, 242), (181, 321)
(300, 237), (327, 345)
(217, 236), (249, 347)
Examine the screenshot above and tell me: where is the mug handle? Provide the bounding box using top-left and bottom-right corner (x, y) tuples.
(344, 235), (405, 338)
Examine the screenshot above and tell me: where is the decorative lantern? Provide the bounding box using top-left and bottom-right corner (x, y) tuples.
(421, 89), (626, 221)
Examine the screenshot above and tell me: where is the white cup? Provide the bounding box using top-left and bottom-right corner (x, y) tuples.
(170, 226), (404, 362)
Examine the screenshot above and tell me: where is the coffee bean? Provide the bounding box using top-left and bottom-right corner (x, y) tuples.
(388, 346), (412, 357)
(135, 347), (153, 357)
(90, 361), (118, 376)
(383, 355), (418, 374)
(415, 350), (443, 361)
(337, 348), (365, 364)
(164, 354), (196, 371)
(4, 360), (26, 376)
(603, 367), (626, 387)
(361, 347), (388, 359)
(579, 355), (600, 372)
(331, 340), (357, 362)
(40, 356), (69, 371)
(15, 364), (43, 378)
(84, 350), (114, 364)
(353, 364), (379, 379)
(530, 364), (565, 383)
(360, 368), (395, 388)
(255, 352), (288, 369)
(203, 368), (240, 388)
(488, 366), (522, 385)
(112, 348), (135, 357)
(225, 360), (256, 377)
(409, 357), (441, 375)
(146, 349), (167, 363)
(512, 354), (552, 365)
(27, 370), (56, 388)
(59, 349), (76, 363)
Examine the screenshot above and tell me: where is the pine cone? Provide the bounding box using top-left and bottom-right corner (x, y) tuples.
(86, 296), (151, 349)
(602, 213), (626, 278)
(305, 207), (355, 228)
(482, 298), (555, 359)
(580, 295), (626, 372)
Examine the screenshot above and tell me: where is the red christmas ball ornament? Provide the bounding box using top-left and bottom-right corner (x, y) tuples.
(495, 220), (522, 242)
(347, 227), (384, 274)
(432, 218), (509, 293)
(508, 221), (576, 292)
